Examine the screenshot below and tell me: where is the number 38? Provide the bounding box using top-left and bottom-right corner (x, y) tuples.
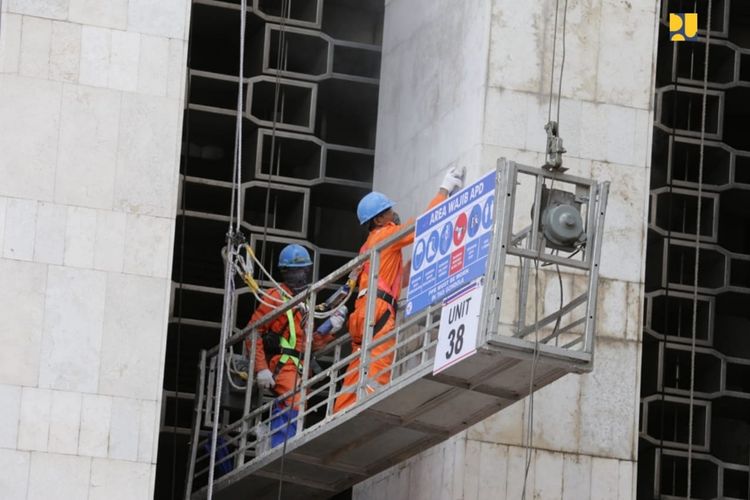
(445, 324), (465, 359)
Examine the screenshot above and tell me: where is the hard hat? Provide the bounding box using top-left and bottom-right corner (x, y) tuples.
(278, 244), (312, 268)
(357, 192), (395, 225)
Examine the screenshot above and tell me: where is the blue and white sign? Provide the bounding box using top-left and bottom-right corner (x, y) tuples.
(405, 170), (497, 317)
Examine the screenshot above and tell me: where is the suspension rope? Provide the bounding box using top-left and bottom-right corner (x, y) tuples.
(207, 1), (248, 498)
(657, 3), (684, 496)
(265, 3), (293, 499)
(260, 0), (292, 270)
(546, 0), (562, 124)
(172, 13), (195, 500)
(520, 258), (542, 500)
(207, 249), (237, 500)
(687, 2), (712, 498)
(229, 0), (248, 232)
(277, 347), (301, 500)
(555, 0), (568, 124)
(521, 0), (568, 496)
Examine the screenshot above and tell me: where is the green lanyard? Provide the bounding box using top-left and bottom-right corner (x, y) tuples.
(278, 309), (299, 367)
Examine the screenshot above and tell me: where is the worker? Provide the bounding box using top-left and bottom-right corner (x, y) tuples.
(248, 243), (313, 448)
(334, 166), (466, 412)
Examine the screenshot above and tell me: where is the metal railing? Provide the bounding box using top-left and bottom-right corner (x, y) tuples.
(185, 219), (447, 497)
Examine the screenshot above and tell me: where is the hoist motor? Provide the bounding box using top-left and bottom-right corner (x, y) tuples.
(539, 186), (586, 252)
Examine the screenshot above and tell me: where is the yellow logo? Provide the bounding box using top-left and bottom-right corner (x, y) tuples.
(670, 13), (698, 41)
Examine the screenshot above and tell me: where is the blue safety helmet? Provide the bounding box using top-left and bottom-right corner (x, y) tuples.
(357, 191), (395, 225)
(278, 244), (312, 268)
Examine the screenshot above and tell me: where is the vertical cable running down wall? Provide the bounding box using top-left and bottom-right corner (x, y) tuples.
(154, 1), (385, 497)
(640, 1), (750, 498)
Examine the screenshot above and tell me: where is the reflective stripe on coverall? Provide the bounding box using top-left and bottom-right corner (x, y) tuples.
(334, 192), (447, 412)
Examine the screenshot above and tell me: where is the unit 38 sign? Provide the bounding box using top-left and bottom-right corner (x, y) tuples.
(433, 280), (483, 374)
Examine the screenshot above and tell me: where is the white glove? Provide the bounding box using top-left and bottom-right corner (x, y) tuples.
(256, 369), (275, 390)
(329, 305), (348, 333)
(440, 166), (466, 194)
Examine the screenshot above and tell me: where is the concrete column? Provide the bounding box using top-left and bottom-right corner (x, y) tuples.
(356, 0), (659, 498)
(0, 1), (190, 497)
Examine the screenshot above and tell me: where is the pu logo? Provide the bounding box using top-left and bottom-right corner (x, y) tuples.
(670, 13), (698, 41)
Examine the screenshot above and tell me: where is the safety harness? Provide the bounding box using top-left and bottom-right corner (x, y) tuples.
(358, 230), (402, 336)
(276, 309), (301, 372)
(259, 290), (303, 376)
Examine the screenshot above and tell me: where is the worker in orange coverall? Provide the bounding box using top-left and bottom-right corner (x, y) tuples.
(334, 166), (466, 412)
(248, 243), (317, 447)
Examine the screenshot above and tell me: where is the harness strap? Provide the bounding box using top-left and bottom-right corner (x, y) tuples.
(359, 230), (402, 312)
(373, 308), (391, 334)
(352, 308), (391, 351)
(376, 290), (398, 312)
(278, 309), (300, 368)
(280, 347), (301, 358)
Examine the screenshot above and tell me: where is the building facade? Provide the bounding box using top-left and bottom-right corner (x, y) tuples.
(354, 0), (657, 498)
(0, 0), (190, 498)
(3, 0), (748, 499)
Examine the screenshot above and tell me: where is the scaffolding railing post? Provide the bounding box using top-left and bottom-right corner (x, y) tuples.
(358, 248), (380, 402)
(237, 326), (257, 467)
(481, 159), (515, 341)
(184, 350), (207, 500)
(326, 343), (342, 417)
(584, 182), (609, 356)
(297, 290), (316, 435)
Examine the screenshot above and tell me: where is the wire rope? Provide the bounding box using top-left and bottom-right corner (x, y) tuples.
(207, 1), (249, 498)
(687, 2), (712, 497)
(656, 3), (684, 496)
(521, 0), (569, 495)
(260, 0), (292, 269)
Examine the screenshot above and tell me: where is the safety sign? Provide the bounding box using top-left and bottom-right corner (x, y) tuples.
(405, 169), (496, 317)
(433, 280), (483, 374)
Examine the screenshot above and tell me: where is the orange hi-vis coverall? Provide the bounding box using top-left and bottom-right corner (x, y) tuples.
(247, 284), (306, 447)
(334, 192), (447, 412)
(247, 285), (306, 403)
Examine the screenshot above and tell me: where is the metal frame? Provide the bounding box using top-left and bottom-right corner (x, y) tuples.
(245, 75), (318, 133)
(641, 393), (711, 453)
(643, 289), (715, 347)
(654, 84), (725, 141)
(649, 186), (720, 243)
(652, 447), (750, 500)
(660, 238), (750, 294)
(261, 24), (382, 85)
(481, 159), (609, 364)
(241, 180), (310, 238)
(253, 127), (374, 189)
(194, 0), (323, 30)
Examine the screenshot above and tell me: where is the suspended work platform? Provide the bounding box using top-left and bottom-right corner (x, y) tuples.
(185, 159), (610, 499)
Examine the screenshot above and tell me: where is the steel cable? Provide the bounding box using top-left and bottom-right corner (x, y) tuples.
(207, 1), (248, 498)
(521, 0), (569, 495)
(687, 2), (712, 498)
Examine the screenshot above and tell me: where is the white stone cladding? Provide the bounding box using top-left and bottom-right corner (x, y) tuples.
(0, 1), (190, 498)
(355, 0), (659, 498)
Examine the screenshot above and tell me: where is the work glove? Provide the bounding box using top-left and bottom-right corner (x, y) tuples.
(256, 369), (275, 390)
(328, 305), (348, 333)
(440, 166), (466, 194)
